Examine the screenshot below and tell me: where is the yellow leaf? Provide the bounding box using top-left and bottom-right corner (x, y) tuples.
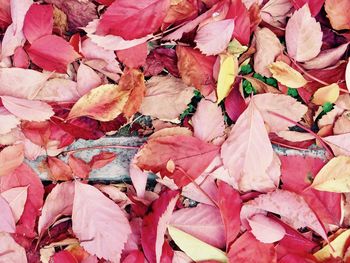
(311, 156), (350, 192)
(68, 84), (129, 121)
(314, 230), (350, 261)
(269, 61), (307, 88)
(228, 39), (248, 56)
(168, 225), (228, 262)
(217, 54), (238, 103)
(312, 83), (340, 105)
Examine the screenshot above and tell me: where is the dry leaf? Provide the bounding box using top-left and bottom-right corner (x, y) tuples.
(269, 61), (307, 88)
(217, 54), (238, 103)
(312, 83), (340, 105)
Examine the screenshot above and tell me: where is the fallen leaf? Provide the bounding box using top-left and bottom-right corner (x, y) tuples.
(0, 233), (27, 262)
(192, 99), (226, 144)
(27, 35), (80, 73)
(227, 232), (277, 262)
(72, 181), (131, 262)
(325, 0), (350, 30)
(136, 135), (220, 187)
(1, 96), (54, 121)
(1, 186), (28, 223)
(226, 0), (251, 45)
(38, 181), (74, 235)
(168, 225), (228, 262)
(269, 61), (307, 88)
(253, 93), (308, 132)
(312, 83), (340, 105)
(0, 68), (50, 99)
(195, 19), (235, 56)
(346, 60), (350, 93)
(141, 190), (179, 263)
(0, 194), (15, 233)
(285, 4), (322, 62)
(241, 189), (328, 240)
(217, 54), (238, 103)
(314, 229), (350, 261)
(248, 214), (286, 243)
(76, 63), (102, 96)
(13, 46), (30, 68)
(116, 42), (148, 68)
(176, 45), (216, 96)
(221, 99), (276, 192)
(23, 3), (53, 43)
(68, 155), (91, 179)
(0, 107), (20, 135)
(254, 27), (283, 77)
(170, 204), (225, 248)
(324, 133), (350, 156)
(311, 156), (350, 193)
(97, 0), (171, 39)
(0, 144), (24, 177)
(140, 75), (195, 121)
(89, 152), (117, 169)
(303, 43), (349, 70)
(68, 84), (129, 121)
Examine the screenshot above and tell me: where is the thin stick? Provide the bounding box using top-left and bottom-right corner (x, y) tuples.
(62, 144), (141, 155)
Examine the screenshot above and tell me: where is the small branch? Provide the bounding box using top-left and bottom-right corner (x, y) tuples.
(62, 144), (141, 155)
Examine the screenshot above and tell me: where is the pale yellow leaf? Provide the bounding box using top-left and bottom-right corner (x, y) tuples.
(268, 61), (307, 88)
(217, 54), (238, 103)
(167, 225), (228, 262)
(314, 230), (350, 261)
(311, 156), (350, 192)
(312, 83), (340, 105)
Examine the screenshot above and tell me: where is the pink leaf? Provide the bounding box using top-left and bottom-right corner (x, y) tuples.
(285, 4), (322, 62)
(0, 233), (27, 262)
(116, 42), (148, 68)
(77, 63), (102, 96)
(241, 189), (328, 240)
(0, 163), (44, 237)
(346, 60), (350, 93)
(27, 35), (80, 73)
(1, 96), (54, 121)
(0, 144), (24, 177)
(248, 214), (286, 243)
(141, 190), (179, 263)
(291, 0), (325, 16)
(170, 204), (225, 248)
(0, 107), (20, 135)
(324, 133), (350, 156)
(129, 157), (148, 198)
(122, 250), (145, 263)
(221, 99), (277, 192)
(191, 99), (225, 144)
(303, 43), (349, 70)
(0, 68), (50, 99)
(23, 4), (53, 43)
(217, 180), (242, 248)
(254, 27), (283, 77)
(34, 78), (80, 102)
(72, 181), (131, 262)
(0, 195), (15, 233)
(195, 19), (234, 56)
(1, 186), (28, 223)
(89, 151), (117, 169)
(38, 181), (75, 235)
(253, 93), (308, 132)
(228, 232), (277, 262)
(13, 46), (30, 68)
(97, 0), (171, 39)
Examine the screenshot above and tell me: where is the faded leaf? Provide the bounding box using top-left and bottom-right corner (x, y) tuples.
(195, 19), (235, 56)
(269, 61), (307, 88)
(1, 186), (28, 223)
(285, 5), (322, 62)
(0, 194), (15, 233)
(168, 225), (228, 262)
(0, 144), (24, 177)
(248, 214), (286, 243)
(140, 75), (195, 121)
(221, 100), (276, 192)
(217, 54), (238, 103)
(0, 107), (20, 135)
(325, 0), (350, 30)
(1, 96), (54, 121)
(0, 233), (27, 262)
(72, 182), (131, 262)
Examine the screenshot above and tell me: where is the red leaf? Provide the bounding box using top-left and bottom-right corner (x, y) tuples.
(122, 250), (146, 263)
(291, 0), (325, 16)
(68, 155), (91, 179)
(116, 42), (148, 68)
(97, 0), (171, 39)
(27, 35), (80, 73)
(89, 152), (117, 169)
(176, 46), (216, 96)
(217, 181), (242, 249)
(227, 232), (277, 262)
(226, 0), (251, 45)
(23, 4), (53, 43)
(47, 157), (73, 181)
(224, 84), (247, 122)
(51, 250), (77, 263)
(136, 135), (220, 187)
(141, 190), (179, 263)
(13, 47), (30, 69)
(0, 164), (44, 237)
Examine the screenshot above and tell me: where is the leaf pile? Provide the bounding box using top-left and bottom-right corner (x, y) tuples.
(0, 0), (350, 262)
